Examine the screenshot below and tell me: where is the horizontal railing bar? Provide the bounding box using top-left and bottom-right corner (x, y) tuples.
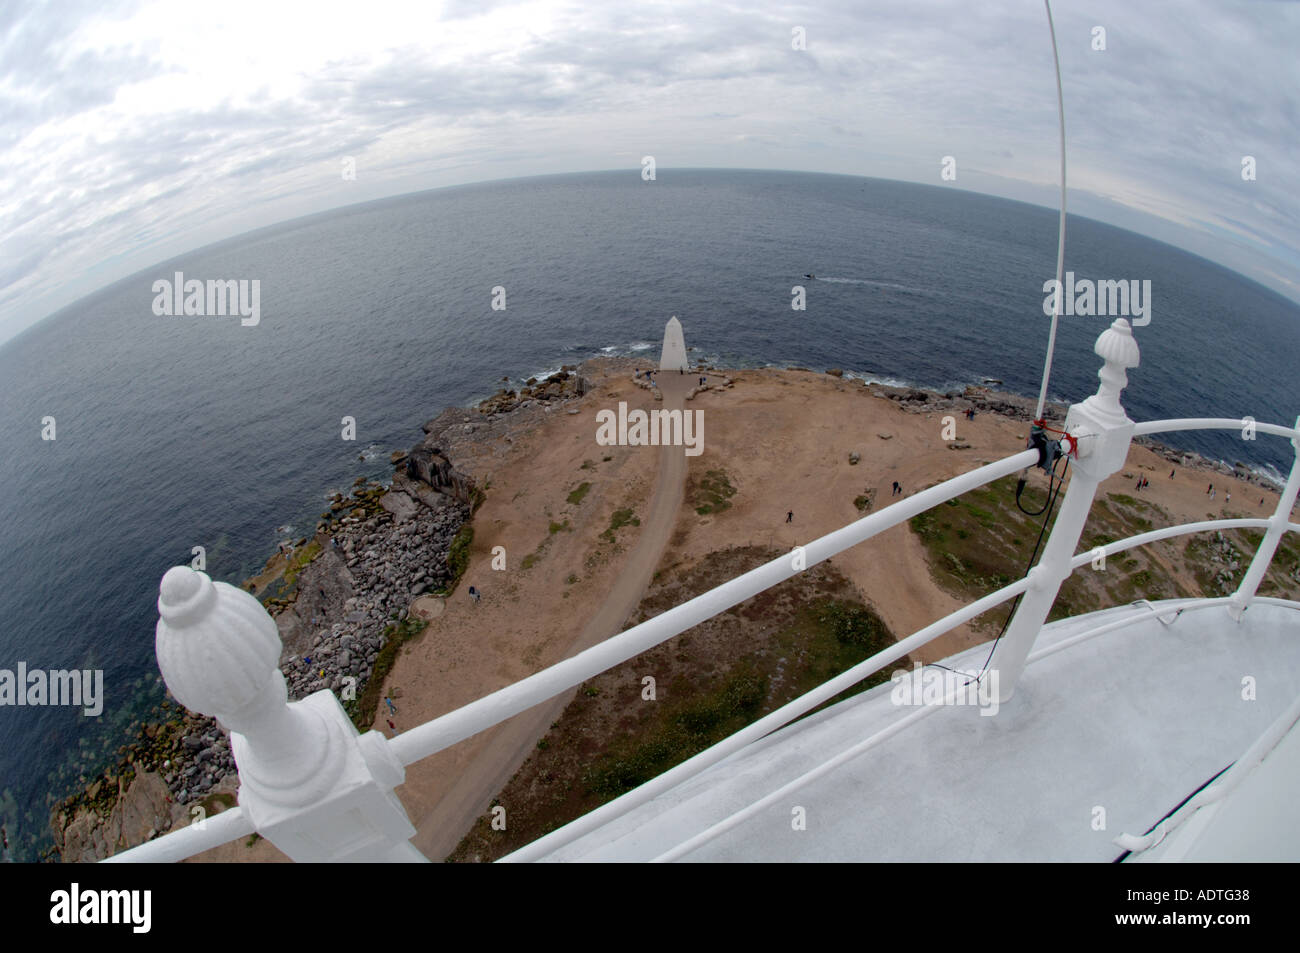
(103, 804), (255, 863)
(500, 570), (1035, 862)
(390, 448), (1040, 769)
(1134, 417), (1299, 441)
(1068, 519), (1274, 571)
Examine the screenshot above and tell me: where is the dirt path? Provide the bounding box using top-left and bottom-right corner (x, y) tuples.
(410, 373), (692, 860)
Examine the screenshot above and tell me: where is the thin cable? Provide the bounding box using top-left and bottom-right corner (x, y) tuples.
(1034, 0), (1068, 423)
(929, 456), (1070, 687)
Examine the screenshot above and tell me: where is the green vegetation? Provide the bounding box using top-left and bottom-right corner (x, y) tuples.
(447, 546), (908, 862)
(567, 482), (591, 505)
(903, 475), (1300, 625)
(441, 525), (474, 592)
(692, 468), (737, 515)
(346, 614), (428, 730)
(282, 540), (322, 587)
(601, 508), (640, 541)
(580, 596), (900, 802)
(908, 476), (1125, 625)
(583, 666), (767, 798)
(198, 791), (237, 817)
(549, 519), (571, 534)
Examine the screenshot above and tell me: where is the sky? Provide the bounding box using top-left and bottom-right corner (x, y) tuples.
(2, 0), (1298, 345)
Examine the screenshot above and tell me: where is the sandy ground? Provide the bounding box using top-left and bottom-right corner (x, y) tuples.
(401, 372), (693, 860)
(191, 362), (1287, 862)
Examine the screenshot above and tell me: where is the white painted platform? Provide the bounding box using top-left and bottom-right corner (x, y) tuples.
(535, 600), (1300, 862)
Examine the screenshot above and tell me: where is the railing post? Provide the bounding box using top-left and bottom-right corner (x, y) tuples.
(155, 566), (427, 862)
(1229, 416), (1300, 619)
(994, 318), (1141, 702)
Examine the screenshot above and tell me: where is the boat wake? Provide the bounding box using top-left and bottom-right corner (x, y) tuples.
(813, 276), (938, 296)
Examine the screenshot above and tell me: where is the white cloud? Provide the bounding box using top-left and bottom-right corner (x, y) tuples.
(1, 0), (1297, 343)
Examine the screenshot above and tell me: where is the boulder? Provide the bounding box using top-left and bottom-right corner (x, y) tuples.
(406, 447), (478, 506)
(378, 490), (419, 524)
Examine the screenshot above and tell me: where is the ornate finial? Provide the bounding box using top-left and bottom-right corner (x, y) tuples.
(1088, 318), (1141, 419)
(1095, 317), (1140, 368)
(155, 567), (282, 731)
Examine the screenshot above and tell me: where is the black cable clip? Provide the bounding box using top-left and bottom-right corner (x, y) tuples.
(1027, 425), (1062, 473)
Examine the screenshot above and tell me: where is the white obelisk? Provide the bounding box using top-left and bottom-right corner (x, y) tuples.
(659, 315), (688, 371)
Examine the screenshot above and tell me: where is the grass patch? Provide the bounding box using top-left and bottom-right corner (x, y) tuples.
(549, 519), (571, 534)
(446, 548), (906, 862)
(583, 666), (767, 799)
(567, 482), (591, 505)
(346, 614), (429, 730)
(907, 475), (1133, 624)
(692, 468), (737, 515)
(441, 525), (474, 593)
(198, 791), (236, 817)
(601, 508), (640, 541)
(282, 540), (322, 587)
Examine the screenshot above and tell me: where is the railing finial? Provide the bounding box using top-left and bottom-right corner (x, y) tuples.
(155, 566), (280, 734)
(151, 566), (426, 862)
(1086, 317), (1141, 422)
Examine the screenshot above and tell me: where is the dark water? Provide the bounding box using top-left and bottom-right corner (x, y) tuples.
(1, 169), (1297, 860)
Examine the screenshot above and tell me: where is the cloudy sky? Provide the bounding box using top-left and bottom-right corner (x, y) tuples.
(2, 0), (1297, 344)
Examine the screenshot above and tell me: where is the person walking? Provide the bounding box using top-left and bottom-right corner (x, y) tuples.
(1136, 477), (1142, 491)
(786, 511), (793, 523)
(385, 696), (397, 716)
(1170, 469), (1175, 478)
(468, 585), (481, 605)
(386, 718), (397, 733)
(1226, 492), (1231, 504)
(1207, 483), (1213, 495)
(892, 481), (901, 496)
(1210, 489), (1216, 500)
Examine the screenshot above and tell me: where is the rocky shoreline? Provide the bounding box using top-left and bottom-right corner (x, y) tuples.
(48, 367), (595, 862)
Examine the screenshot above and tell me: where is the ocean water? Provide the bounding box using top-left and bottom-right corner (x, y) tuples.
(1, 168), (1297, 860)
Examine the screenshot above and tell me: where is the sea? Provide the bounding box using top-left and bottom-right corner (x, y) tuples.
(1, 168), (1297, 861)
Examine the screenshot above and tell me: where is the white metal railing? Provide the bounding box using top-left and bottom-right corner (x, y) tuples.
(105, 318), (1300, 863)
(390, 447), (1039, 768)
